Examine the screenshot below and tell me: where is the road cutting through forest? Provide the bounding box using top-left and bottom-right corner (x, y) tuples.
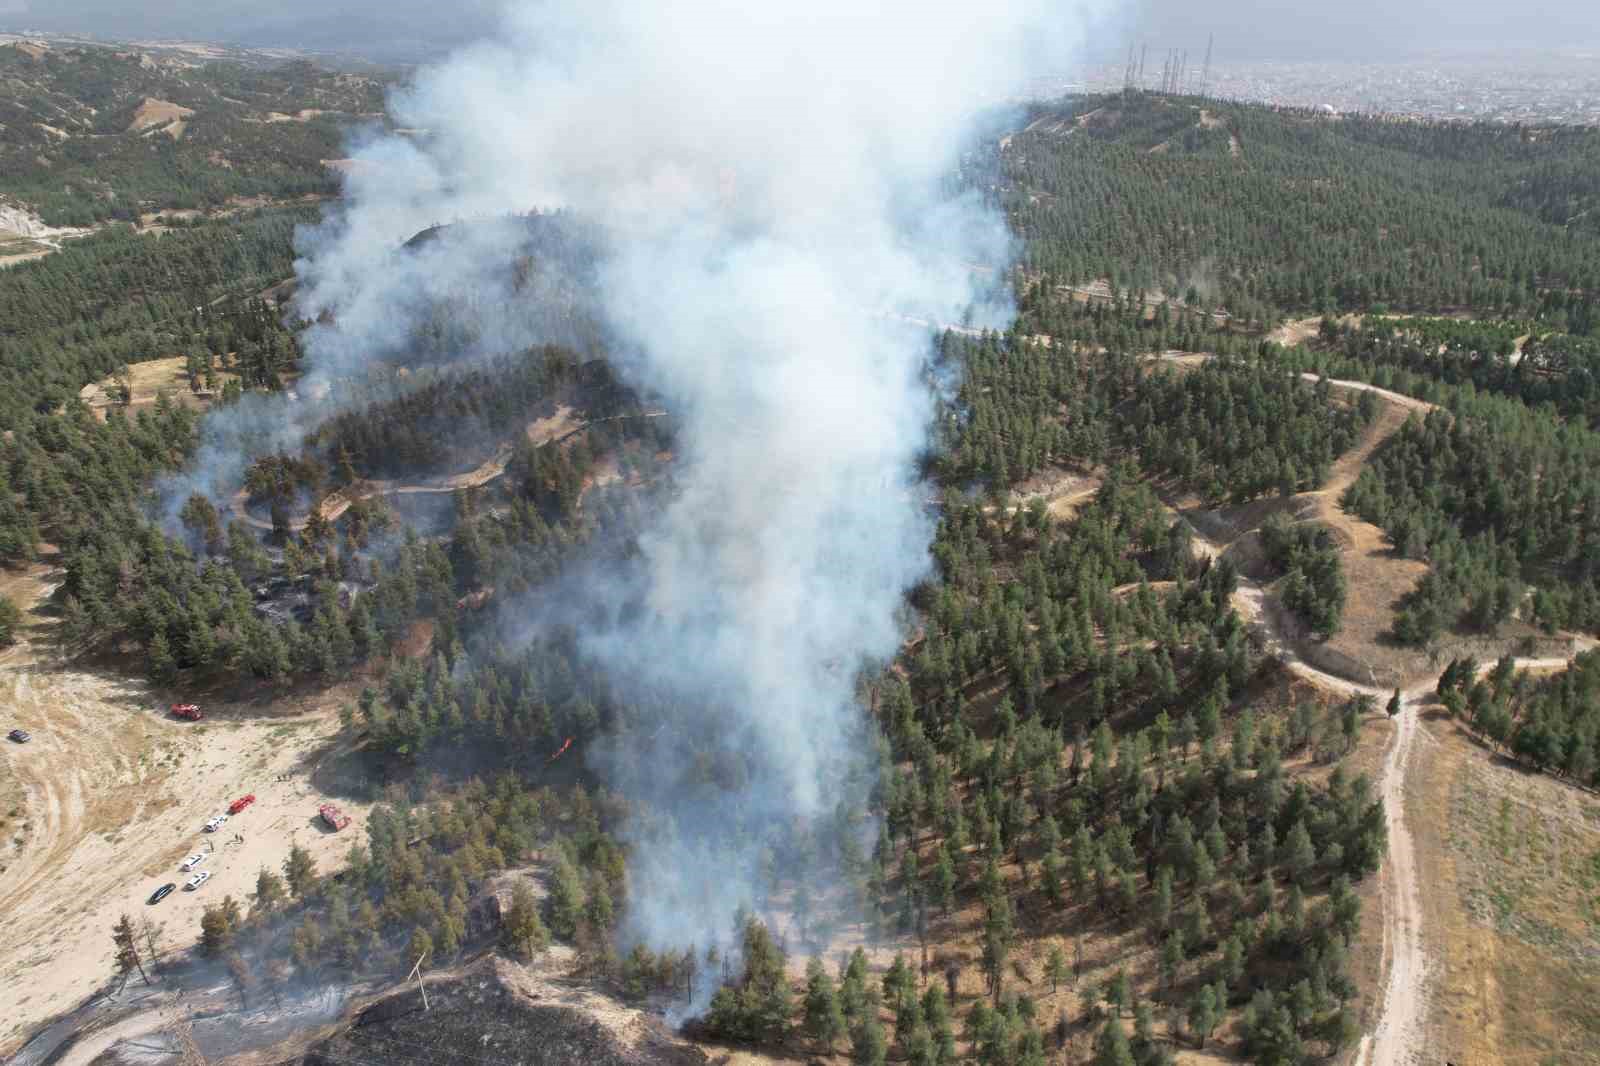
(1150, 361), (1597, 1066)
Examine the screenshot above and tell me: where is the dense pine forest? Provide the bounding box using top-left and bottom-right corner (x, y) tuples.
(1003, 92), (1600, 327)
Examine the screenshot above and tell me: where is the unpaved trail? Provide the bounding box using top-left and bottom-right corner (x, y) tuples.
(1358, 686), (1426, 1066)
(1179, 502), (1591, 1066)
(1156, 385), (1570, 1066)
(1181, 502), (1573, 1066)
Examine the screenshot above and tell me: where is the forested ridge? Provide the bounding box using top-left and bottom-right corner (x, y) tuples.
(1002, 92), (1600, 326)
(0, 43), (381, 224)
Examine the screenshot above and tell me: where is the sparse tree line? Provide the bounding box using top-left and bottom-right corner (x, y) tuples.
(1437, 652), (1600, 787)
(110, 774), (631, 1007)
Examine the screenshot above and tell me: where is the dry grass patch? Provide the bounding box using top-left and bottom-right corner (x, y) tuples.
(78, 355), (239, 419)
(1411, 710), (1600, 1065)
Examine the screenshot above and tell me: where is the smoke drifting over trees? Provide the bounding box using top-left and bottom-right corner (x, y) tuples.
(165, 0), (1107, 980)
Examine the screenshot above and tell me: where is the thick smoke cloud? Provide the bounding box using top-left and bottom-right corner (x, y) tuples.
(199, 0), (1104, 968)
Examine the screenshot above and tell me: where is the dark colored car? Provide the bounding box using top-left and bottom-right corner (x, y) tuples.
(6, 729), (29, 743)
(148, 882), (176, 905)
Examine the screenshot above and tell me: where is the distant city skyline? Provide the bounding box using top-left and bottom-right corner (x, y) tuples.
(2, 0), (1597, 64)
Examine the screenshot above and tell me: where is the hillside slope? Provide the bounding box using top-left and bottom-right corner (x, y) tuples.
(0, 39), (387, 225)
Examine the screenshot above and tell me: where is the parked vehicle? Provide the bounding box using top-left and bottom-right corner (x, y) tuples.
(228, 794), (256, 815)
(148, 883), (176, 905)
(6, 729), (29, 743)
(185, 870), (211, 890)
(318, 803), (351, 831)
(180, 852), (207, 871)
(203, 814), (228, 833)
(170, 704), (203, 721)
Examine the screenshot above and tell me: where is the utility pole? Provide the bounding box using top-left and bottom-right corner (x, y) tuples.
(408, 953), (431, 1011)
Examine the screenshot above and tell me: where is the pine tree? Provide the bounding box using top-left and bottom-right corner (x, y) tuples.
(112, 913), (148, 985)
(804, 957), (847, 1052)
(1094, 1017), (1136, 1066)
(1187, 983), (1218, 1048)
(1281, 819), (1316, 884)
(1045, 943), (1069, 992)
(282, 843), (318, 899)
(853, 1016), (888, 1066)
(147, 629), (177, 683)
(255, 866), (286, 911)
(504, 882), (550, 959)
(200, 896), (242, 957)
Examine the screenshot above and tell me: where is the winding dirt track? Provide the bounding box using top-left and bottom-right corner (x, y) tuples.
(1155, 366), (1439, 1062)
(1150, 354), (1524, 1065)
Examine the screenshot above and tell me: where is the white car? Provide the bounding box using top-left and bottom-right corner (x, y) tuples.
(180, 852), (207, 871)
(203, 814), (228, 833)
(185, 870), (211, 890)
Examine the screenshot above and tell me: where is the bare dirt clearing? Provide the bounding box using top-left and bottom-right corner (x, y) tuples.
(128, 98), (194, 139)
(0, 562), (371, 1056)
(1268, 316), (1323, 348)
(78, 356), (240, 420)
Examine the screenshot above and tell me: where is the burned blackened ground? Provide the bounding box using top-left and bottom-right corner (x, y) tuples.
(287, 962), (706, 1066)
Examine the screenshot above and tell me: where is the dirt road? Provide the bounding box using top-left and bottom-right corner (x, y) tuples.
(1358, 686), (1426, 1066)
(1184, 509), (1579, 1066)
(1163, 419), (1580, 1066)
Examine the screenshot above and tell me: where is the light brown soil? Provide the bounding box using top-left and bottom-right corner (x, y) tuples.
(1298, 384), (1434, 687)
(1403, 702), (1600, 1066)
(0, 561), (372, 1055)
(128, 98), (194, 139)
(78, 355), (239, 420)
(1267, 317), (1322, 348)
(1006, 466), (1103, 521)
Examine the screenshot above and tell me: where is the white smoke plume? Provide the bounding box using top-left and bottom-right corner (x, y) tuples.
(278, 0), (1108, 973)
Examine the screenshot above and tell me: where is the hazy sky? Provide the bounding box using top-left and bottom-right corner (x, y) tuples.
(1, 0), (1596, 60)
(1127, 0), (1600, 58)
